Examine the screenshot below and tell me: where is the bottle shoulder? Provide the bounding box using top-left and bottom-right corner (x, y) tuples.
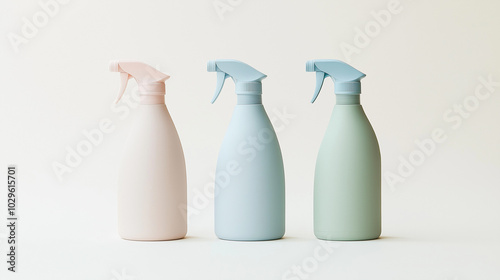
(322, 105), (379, 147)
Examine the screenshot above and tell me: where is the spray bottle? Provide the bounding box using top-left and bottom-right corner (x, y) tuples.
(110, 60), (187, 241)
(307, 59), (381, 241)
(208, 59), (285, 241)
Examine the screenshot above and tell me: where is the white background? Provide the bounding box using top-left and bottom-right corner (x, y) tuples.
(1, 0), (499, 279)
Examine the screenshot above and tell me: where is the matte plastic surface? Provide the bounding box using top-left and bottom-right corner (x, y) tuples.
(214, 104), (285, 241)
(118, 104), (187, 241)
(314, 104), (381, 240)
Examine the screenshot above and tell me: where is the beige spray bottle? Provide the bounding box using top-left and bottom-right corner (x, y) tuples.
(109, 60), (187, 241)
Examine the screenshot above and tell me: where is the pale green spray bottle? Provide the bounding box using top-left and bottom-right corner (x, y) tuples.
(307, 59), (381, 241)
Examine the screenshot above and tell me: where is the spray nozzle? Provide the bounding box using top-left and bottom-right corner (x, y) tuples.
(306, 59), (366, 103)
(207, 59), (267, 103)
(109, 60), (170, 104)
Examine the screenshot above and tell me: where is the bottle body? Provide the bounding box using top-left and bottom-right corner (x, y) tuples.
(314, 104), (381, 241)
(117, 104), (187, 241)
(214, 104), (285, 241)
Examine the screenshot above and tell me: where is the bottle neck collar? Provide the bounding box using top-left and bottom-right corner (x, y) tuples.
(336, 94), (360, 105)
(237, 94), (262, 105)
(140, 95), (165, 105)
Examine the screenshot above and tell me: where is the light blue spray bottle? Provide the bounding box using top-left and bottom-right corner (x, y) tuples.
(208, 59), (285, 241)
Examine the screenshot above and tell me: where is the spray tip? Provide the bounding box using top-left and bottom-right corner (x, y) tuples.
(207, 60), (217, 72)
(306, 61), (315, 72)
(109, 60), (120, 72)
